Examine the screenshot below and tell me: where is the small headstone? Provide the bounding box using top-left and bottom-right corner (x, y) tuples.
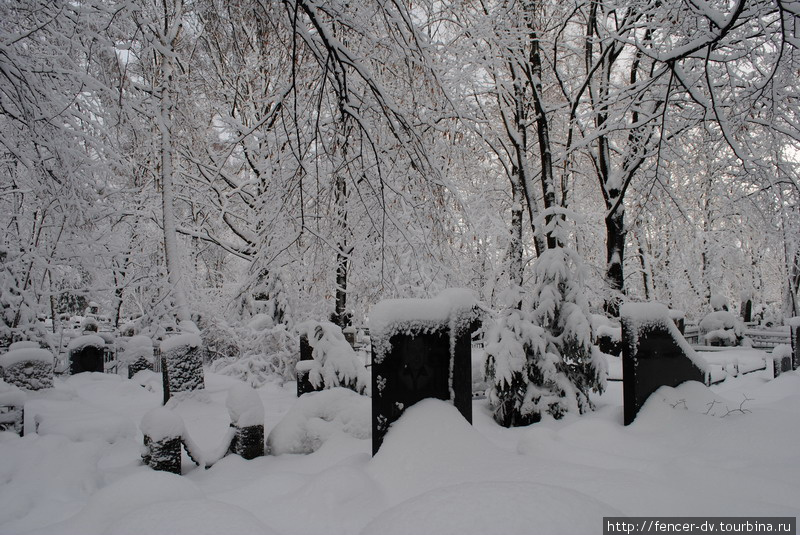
(68, 335), (105, 374)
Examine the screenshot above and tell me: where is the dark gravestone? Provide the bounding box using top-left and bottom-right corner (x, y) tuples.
(371, 323), (475, 455)
(791, 323), (800, 371)
(296, 334), (319, 397)
(228, 424), (265, 460)
(70, 341), (104, 375)
(742, 300), (753, 323)
(142, 435), (182, 474)
(621, 306), (707, 426)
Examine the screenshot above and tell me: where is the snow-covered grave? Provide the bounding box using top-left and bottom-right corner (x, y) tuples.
(141, 383), (266, 474)
(295, 321), (369, 397)
(369, 289), (481, 454)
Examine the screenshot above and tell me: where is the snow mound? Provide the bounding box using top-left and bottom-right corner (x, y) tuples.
(640, 381), (742, 418)
(120, 335), (154, 363)
(33, 471), (204, 535)
(266, 388), (370, 455)
(369, 399), (500, 504)
(160, 333), (202, 354)
(226, 383), (264, 427)
(0, 348), (53, 368)
(361, 481), (621, 535)
(0, 379), (26, 406)
(106, 499), (277, 535)
(140, 407), (185, 441)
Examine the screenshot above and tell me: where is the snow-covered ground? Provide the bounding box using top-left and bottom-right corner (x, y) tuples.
(1, 367), (799, 535)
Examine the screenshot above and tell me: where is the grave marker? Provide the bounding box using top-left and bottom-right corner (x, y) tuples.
(369, 289), (480, 455)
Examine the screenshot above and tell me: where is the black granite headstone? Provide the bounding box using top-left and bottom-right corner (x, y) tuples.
(792, 324), (800, 371)
(622, 318), (707, 426)
(70, 343), (104, 374)
(372, 326), (474, 455)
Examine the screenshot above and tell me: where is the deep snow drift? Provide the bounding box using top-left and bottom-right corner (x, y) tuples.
(1, 366), (799, 535)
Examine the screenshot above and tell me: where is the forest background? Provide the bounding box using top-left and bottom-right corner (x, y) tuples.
(2, 0), (799, 346)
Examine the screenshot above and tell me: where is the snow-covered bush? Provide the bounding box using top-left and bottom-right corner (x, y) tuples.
(592, 314), (622, 356)
(210, 320), (298, 387)
(710, 293), (730, 312)
(232, 268), (291, 328)
(699, 310), (744, 346)
(0, 347), (54, 390)
(295, 321), (369, 395)
(485, 247), (606, 426)
(266, 387), (370, 455)
(161, 332), (205, 394)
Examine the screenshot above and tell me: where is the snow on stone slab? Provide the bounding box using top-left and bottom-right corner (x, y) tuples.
(120, 335), (154, 362)
(107, 499), (277, 535)
(361, 481), (621, 535)
(0, 348), (53, 368)
(67, 334), (106, 352)
(140, 407), (185, 441)
(226, 383), (264, 427)
(160, 333), (202, 354)
(266, 387), (370, 455)
(620, 302), (708, 373)
(369, 288), (479, 339)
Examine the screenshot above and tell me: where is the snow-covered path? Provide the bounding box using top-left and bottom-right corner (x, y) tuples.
(1, 369), (799, 535)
